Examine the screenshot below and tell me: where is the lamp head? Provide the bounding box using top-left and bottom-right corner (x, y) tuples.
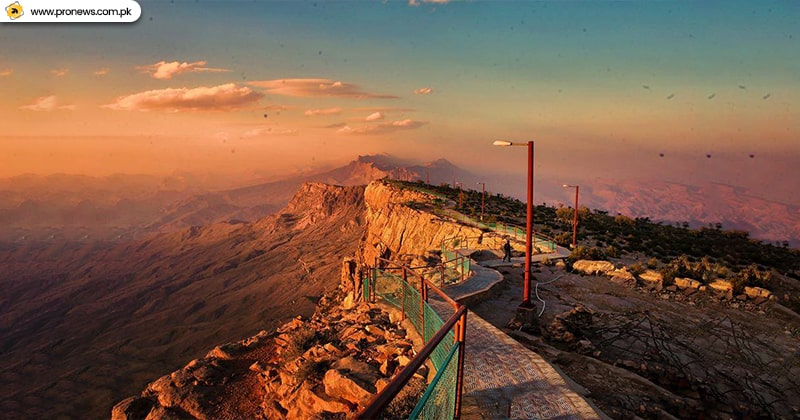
(493, 140), (513, 147)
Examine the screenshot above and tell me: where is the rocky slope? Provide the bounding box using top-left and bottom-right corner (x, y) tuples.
(0, 183), (365, 419)
(112, 289), (426, 420)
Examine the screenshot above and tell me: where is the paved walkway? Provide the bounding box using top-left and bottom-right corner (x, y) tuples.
(431, 249), (602, 419)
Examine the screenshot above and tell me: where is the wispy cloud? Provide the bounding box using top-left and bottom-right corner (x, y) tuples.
(0, 69), (12, 76)
(337, 119), (426, 135)
(263, 104), (292, 112)
(304, 107), (342, 116)
(104, 83), (263, 111)
(249, 78), (397, 99)
(414, 87), (433, 95)
(409, 0), (449, 5)
(93, 67), (109, 76)
(138, 60), (230, 80)
(50, 68), (69, 77)
(365, 111), (384, 121)
(242, 127), (298, 137)
(20, 96), (75, 111)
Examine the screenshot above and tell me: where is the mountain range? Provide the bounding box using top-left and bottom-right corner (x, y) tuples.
(1, 155), (797, 246)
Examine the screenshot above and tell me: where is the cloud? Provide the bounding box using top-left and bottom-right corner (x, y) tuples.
(409, 0), (449, 5)
(242, 127), (297, 137)
(50, 68), (68, 77)
(104, 83), (263, 112)
(263, 104), (291, 111)
(20, 96), (75, 111)
(249, 78), (397, 99)
(337, 119), (426, 135)
(304, 107), (342, 116)
(365, 111), (384, 121)
(414, 87), (433, 95)
(93, 67), (109, 76)
(138, 60), (230, 80)
(0, 69), (12, 76)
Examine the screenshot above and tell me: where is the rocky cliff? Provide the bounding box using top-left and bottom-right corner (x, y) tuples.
(360, 181), (487, 265)
(110, 180), (487, 419)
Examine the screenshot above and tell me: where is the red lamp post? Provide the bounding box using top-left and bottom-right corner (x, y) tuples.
(477, 182), (486, 221)
(493, 140), (534, 307)
(562, 184), (579, 249)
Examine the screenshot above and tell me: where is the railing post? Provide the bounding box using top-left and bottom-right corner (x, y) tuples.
(460, 255), (464, 283)
(372, 258), (378, 303)
(454, 310), (467, 419)
(419, 275), (426, 343)
(401, 266), (407, 321)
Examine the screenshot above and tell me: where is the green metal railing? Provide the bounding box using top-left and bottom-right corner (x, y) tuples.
(487, 221), (558, 252)
(358, 259), (467, 420)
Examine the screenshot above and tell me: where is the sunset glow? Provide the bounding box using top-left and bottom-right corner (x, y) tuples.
(1, 0), (797, 200)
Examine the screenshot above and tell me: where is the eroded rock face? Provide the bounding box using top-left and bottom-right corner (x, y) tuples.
(361, 181), (484, 263)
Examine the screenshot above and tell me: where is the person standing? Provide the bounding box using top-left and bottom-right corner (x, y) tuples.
(502, 239), (512, 262)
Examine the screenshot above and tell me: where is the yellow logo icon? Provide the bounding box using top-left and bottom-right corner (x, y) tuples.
(6, 1), (23, 19)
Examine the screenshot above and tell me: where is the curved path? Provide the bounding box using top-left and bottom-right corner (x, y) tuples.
(431, 249), (604, 419)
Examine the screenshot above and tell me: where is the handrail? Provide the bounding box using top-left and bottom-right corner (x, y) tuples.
(357, 305), (467, 419)
(360, 257), (467, 419)
(375, 257), (459, 309)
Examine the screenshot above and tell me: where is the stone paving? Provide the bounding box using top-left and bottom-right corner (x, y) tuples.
(431, 247), (602, 419)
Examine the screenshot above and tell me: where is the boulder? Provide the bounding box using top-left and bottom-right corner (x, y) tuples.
(323, 369), (375, 406)
(572, 260), (615, 275)
(744, 286), (772, 300)
(206, 342), (244, 359)
(111, 396), (154, 420)
(674, 277), (702, 290)
(709, 280), (733, 293)
(608, 267), (636, 286)
(638, 270), (663, 289)
(545, 305), (594, 343)
(285, 382), (350, 419)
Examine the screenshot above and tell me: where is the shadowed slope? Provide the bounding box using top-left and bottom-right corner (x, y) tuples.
(0, 183), (365, 420)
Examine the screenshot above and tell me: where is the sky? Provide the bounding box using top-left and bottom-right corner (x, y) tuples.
(0, 0), (797, 201)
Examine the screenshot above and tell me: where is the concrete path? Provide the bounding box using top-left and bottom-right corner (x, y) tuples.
(431, 249), (602, 419)
(479, 248), (570, 269)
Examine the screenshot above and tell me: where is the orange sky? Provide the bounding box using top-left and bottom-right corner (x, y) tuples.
(1, 1), (797, 201)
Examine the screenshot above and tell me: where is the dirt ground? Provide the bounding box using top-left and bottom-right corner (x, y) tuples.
(470, 264), (800, 419)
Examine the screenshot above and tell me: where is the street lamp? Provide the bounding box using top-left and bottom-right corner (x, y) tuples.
(477, 182), (486, 221)
(562, 184), (580, 249)
(492, 140), (534, 307)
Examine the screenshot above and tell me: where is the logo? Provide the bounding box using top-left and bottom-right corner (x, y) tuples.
(6, 1), (23, 19)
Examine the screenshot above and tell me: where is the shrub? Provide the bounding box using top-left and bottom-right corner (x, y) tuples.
(382, 377), (427, 419)
(568, 245), (605, 262)
(295, 358), (332, 384)
(284, 329), (318, 361)
(628, 262), (646, 276)
(604, 245), (620, 258)
(646, 257), (659, 269)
